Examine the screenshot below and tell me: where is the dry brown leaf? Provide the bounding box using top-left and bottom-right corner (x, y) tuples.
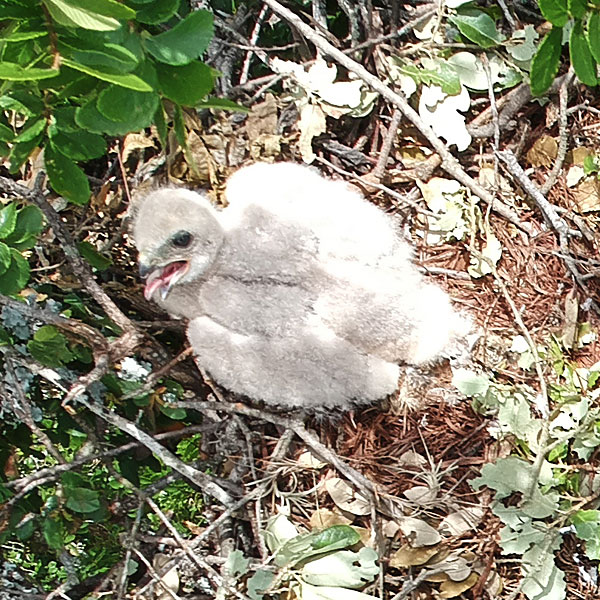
(567, 146), (592, 165)
(389, 543), (441, 568)
(297, 450), (327, 469)
(122, 132), (155, 163)
(572, 177), (600, 212)
(562, 288), (579, 349)
(439, 572), (478, 598)
(246, 93), (278, 143)
(439, 505), (484, 536)
(308, 508), (353, 530)
(298, 103), (326, 164)
(526, 135), (557, 167)
(398, 516), (441, 546)
(325, 478), (371, 515)
(403, 485), (437, 504)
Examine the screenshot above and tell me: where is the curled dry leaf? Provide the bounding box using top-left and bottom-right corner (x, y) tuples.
(403, 485), (438, 504)
(389, 543), (441, 568)
(398, 516), (441, 546)
(297, 450), (327, 469)
(526, 135), (557, 167)
(325, 478), (371, 516)
(309, 508), (353, 530)
(439, 572), (479, 598)
(439, 506), (484, 537)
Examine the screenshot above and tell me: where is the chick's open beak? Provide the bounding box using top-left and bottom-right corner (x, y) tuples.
(140, 261), (189, 301)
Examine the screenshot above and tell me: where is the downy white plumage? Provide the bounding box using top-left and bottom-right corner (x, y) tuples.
(133, 162), (470, 410)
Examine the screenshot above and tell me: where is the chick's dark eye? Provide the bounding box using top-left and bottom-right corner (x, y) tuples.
(171, 231), (193, 248)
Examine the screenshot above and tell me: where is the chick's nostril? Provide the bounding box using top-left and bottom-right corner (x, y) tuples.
(139, 263), (151, 279)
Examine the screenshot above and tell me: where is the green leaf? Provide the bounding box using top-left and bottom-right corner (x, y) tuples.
(0, 204), (17, 239)
(156, 61), (214, 106)
(59, 41), (139, 73)
(0, 62), (59, 81)
(43, 0), (130, 31)
(49, 129), (107, 161)
(450, 11), (506, 48)
(65, 487), (101, 513)
(135, 0), (179, 24)
(45, 144), (90, 204)
(248, 569), (275, 600)
(568, 0), (587, 19)
(0, 29), (47, 43)
(452, 368), (490, 397)
(145, 10), (214, 65)
(159, 405), (187, 420)
(398, 62), (461, 96)
(76, 96), (136, 135)
(77, 241), (112, 271)
(62, 57), (152, 91)
(224, 550), (250, 578)
(96, 85), (158, 130)
(13, 117), (45, 143)
(0, 242), (11, 275)
(196, 97), (250, 113)
(275, 525), (361, 567)
(28, 325), (74, 367)
(572, 510), (600, 559)
(3, 205), (44, 249)
(0, 249), (30, 295)
(42, 517), (64, 550)
(530, 27), (563, 96)
(0, 89), (44, 116)
(538, 0), (569, 26)
(0, 121), (15, 142)
(570, 20), (598, 86)
(154, 101), (167, 145)
(8, 133), (43, 173)
(588, 12), (600, 63)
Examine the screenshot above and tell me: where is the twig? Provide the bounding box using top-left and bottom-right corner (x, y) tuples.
(74, 395), (239, 506)
(372, 108), (402, 181)
(260, 0), (524, 229)
(540, 69), (573, 196)
(0, 176), (141, 338)
(239, 4), (269, 85)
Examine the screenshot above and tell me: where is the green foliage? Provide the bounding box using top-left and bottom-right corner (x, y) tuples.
(530, 0), (600, 95)
(1, 0), (217, 203)
(457, 339), (600, 600)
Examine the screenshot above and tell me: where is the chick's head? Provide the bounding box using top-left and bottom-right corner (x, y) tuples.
(133, 188), (224, 302)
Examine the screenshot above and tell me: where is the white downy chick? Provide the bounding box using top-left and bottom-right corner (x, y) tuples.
(133, 162), (470, 410)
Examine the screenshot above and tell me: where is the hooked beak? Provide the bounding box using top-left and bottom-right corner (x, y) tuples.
(140, 261), (189, 301)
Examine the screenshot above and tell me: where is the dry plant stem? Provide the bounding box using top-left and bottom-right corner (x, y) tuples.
(497, 150), (600, 314)
(261, 0), (523, 229)
(75, 395), (239, 506)
(2, 363), (66, 464)
(122, 347), (193, 400)
(496, 150), (572, 238)
(373, 108), (402, 181)
(0, 177), (140, 337)
(488, 263), (550, 499)
(173, 399), (379, 499)
(540, 70), (573, 196)
(240, 3), (269, 85)
(390, 567), (446, 600)
(132, 548), (182, 600)
(6, 423), (210, 491)
(117, 502), (144, 599)
(468, 75), (566, 139)
(145, 498), (253, 600)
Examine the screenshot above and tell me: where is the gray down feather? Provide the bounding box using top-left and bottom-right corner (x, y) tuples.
(133, 162), (469, 410)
